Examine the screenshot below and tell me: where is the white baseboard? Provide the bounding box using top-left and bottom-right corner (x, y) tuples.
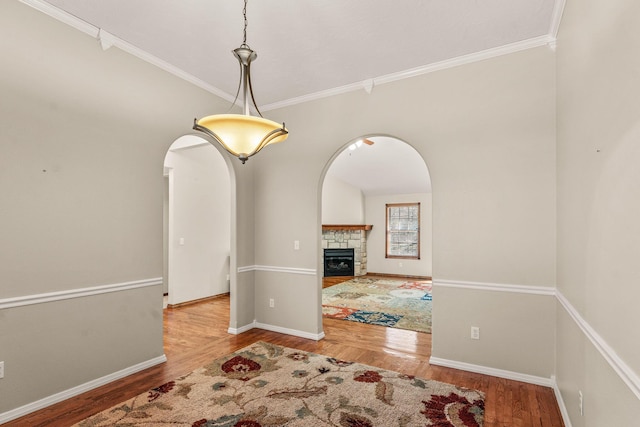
(227, 321), (257, 335)
(227, 320), (324, 341)
(0, 354), (167, 424)
(429, 356), (555, 387)
(434, 279), (640, 411)
(429, 356), (573, 426)
(255, 322), (325, 341)
(552, 375), (573, 427)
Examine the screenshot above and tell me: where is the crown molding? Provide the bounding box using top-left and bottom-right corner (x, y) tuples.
(19, 0), (234, 104)
(549, 0), (567, 38)
(20, 0), (560, 113)
(19, 0), (98, 37)
(261, 34), (555, 112)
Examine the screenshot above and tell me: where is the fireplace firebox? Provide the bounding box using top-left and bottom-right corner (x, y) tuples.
(323, 248), (355, 277)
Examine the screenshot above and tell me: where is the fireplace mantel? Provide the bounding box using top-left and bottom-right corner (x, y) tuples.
(322, 224), (373, 231)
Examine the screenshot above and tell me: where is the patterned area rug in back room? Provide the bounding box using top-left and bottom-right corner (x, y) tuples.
(322, 277), (432, 333)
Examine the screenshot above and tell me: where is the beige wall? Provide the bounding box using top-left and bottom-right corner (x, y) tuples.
(365, 193), (432, 277)
(433, 287), (555, 378)
(1, 289), (162, 413)
(252, 45), (557, 377)
(321, 175), (365, 224)
(165, 141), (231, 305)
(231, 161), (257, 331)
(12, 0), (640, 422)
(556, 0), (640, 424)
(0, 0), (248, 415)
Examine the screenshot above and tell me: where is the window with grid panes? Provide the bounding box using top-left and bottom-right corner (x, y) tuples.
(385, 203), (420, 259)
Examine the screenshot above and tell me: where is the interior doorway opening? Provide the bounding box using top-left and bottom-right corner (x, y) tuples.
(319, 135), (433, 334)
(163, 135), (232, 307)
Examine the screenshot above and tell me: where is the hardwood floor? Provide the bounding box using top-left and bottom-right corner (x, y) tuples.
(5, 288), (564, 427)
(322, 274), (431, 288)
(322, 275), (354, 288)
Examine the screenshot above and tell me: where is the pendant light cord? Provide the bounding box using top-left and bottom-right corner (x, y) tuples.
(241, 0), (249, 48)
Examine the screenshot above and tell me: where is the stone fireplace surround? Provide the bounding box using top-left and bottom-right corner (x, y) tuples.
(321, 225), (372, 276)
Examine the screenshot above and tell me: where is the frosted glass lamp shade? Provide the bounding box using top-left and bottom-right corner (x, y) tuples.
(194, 114), (288, 163)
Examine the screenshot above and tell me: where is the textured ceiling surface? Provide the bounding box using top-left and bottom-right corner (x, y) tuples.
(36, 0), (559, 194)
(328, 137), (431, 196)
(42, 0), (557, 108)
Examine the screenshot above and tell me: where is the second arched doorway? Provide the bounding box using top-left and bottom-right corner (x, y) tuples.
(320, 135), (433, 333)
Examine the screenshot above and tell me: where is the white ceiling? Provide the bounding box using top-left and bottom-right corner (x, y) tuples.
(36, 0), (560, 109)
(328, 137), (431, 196)
(29, 0), (562, 194)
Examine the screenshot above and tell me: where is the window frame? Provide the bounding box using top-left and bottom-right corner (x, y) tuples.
(385, 202), (421, 260)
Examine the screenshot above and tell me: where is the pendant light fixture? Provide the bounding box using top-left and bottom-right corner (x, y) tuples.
(193, 0), (288, 164)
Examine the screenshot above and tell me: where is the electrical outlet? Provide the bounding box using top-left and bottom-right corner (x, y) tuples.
(470, 326), (480, 340)
(269, 298), (275, 308)
(294, 240), (300, 250)
(578, 390), (583, 416)
(0, 361), (4, 379)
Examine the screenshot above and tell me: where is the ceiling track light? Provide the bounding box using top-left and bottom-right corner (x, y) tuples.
(193, 0), (288, 164)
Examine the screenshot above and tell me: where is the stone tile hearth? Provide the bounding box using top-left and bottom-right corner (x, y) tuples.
(321, 227), (369, 276)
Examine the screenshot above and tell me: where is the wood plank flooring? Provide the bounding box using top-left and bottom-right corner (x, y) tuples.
(322, 275), (354, 288)
(5, 281), (564, 427)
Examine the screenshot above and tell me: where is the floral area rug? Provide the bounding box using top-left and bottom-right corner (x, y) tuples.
(322, 277), (432, 333)
(74, 341), (484, 427)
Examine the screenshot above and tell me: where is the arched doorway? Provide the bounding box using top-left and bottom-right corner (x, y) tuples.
(319, 135), (432, 333)
(163, 135), (233, 306)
